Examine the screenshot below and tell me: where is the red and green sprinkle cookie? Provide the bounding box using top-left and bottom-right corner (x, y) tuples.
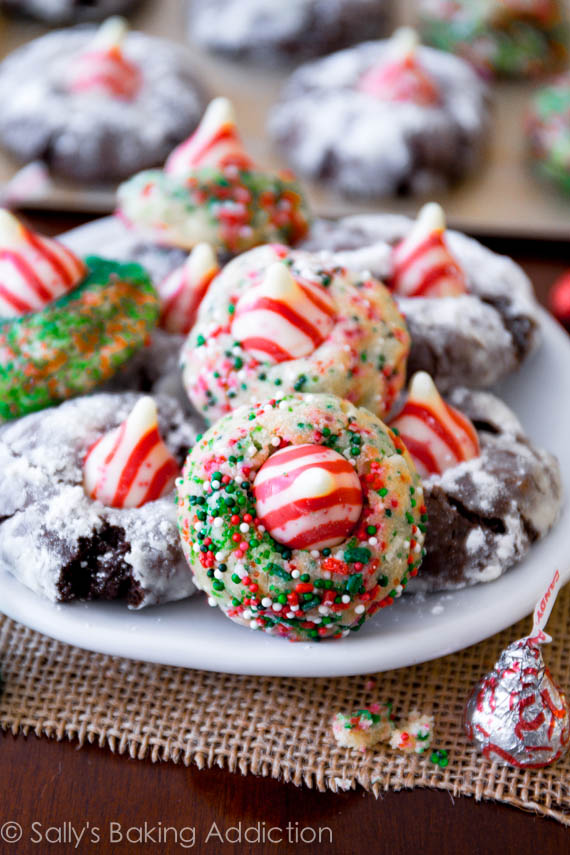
(0, 256), (160, 421)
(117, 165), (311, 255)
(177, 393), (426, 642)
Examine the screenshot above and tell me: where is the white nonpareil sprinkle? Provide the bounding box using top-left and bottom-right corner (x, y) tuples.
(341, 594), (350, 604)
(318, 605), (329, 615)
(211, 480), (221, 490)
(194, 522), (203, 531)
(310, 550), (320, 558)
(215, 551), (226, 561)
(250, 620), (260, 630)
(247, 445), (256, 456)
(355, 604), (365, 614)
(235, 564), (246, 578)
(213, 517), (224, 528)
(257, 525), (266, 533)
(239, 522), (250, 533)
(291, 569), (300, 579)
(207, 597), (217, 607)
(368, 537), (378, 546)
(242, 608), (252, 619)
(270, 436), (281, 446)
(214, 569), (223, 580)
(261, 597), (272, 607)
(323, 570), (331, 580)
(290, 604), (299, 612)
(273, 602), (283, 612)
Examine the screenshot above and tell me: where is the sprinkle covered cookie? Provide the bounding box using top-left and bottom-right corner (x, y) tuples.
(420, 0), (568, 79)
(180, 243), (410, 424)
(177, 393), (425, 641)
(527, 72), (570, 193)
(0, 210), (162, 421)
(118, 97), (311, 254)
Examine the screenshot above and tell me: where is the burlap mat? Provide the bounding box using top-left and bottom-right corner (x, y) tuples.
(2, 584), (570, 826)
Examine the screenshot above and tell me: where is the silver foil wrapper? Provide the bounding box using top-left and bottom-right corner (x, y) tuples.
(464, 636), (570, 768)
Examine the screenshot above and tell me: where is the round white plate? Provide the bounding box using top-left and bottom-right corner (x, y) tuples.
(1, 223), (568, 675)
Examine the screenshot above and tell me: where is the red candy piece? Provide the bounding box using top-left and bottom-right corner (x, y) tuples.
(232, 262), (336, 363)
(254, 444), (363, 550)
(67, 17), (141, 100)
(84, 397), (180, 509)
(358, 28), (440, 106)
(0, 209), (86, 318)
(390, 371), (479, 477)
(158, 242), (219, 335)
(165, 97), (253, 179)
(391, 203), (468, 298)
(549, 271), (570, 330)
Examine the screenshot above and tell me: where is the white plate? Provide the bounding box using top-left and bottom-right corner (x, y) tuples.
(1, 258), (568, 675)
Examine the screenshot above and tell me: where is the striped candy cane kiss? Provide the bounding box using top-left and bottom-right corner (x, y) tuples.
(231, 262), (336, 363)
(67, 17), (141, 100)
(358, 28), (440, 106)
(389, 371), (480, 477)
(158, 242), (219, 334)
(84, 397), (180, 509)
(165, 97), (253, 179)
(391, 203), (468, 299)
(254, 444), (363, 550)
(0, 209), (86, 319)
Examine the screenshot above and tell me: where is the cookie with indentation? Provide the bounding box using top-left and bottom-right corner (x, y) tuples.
(0, 392), (199, 608)
(301, 208), (541, 391)
(0, 20), (207, 183)
(269, 30), (490, 198)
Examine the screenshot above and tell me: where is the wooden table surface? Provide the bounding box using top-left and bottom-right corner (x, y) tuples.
(2, 213), (570, 855)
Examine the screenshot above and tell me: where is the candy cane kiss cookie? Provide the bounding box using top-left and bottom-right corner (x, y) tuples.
(181, 243), (410, 423)
(177, 393), (425, 641)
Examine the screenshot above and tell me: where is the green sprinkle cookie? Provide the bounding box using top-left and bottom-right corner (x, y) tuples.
(0, 256), (160, 421)
(177, 393), (426, 642)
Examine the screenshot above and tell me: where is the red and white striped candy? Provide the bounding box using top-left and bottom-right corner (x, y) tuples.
(358, 28), (440, 106)
(165, 97), (252, 179)
(391, 203), (468, 298)
(84, 397), (180, 509)
(389, 372), (480, 477)
(158, 242), (219, 334)
(0, 209), (86, 318)
(232, 262), (336, 363)
(254, 444), (363, 550)
(67, 17), (141, 100)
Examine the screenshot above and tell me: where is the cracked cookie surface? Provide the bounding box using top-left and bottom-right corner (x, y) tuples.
(302, 214), (541, 391)
(0, 393), (199, 608)
(409, 388), (562, 592)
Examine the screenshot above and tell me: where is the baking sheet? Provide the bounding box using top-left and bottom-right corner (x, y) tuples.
(0, 0), (570, 238)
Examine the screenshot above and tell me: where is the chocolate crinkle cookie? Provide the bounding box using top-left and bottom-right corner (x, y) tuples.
(302, 213), (541, 391)
(0, 0), (141, 24)
(269, 38), (490, 197)
(410, 388), (562, 593)
(189, 0), (391, 65)
(0, 27), (207, 183)
(0, 393), (199, 608)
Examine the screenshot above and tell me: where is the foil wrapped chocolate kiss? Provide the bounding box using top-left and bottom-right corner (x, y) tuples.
(465, 569), (570, 768)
